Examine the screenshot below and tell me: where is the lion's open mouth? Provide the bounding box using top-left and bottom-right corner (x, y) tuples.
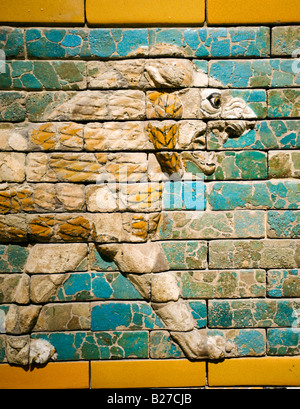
(182, 152), (216, 176)
(225, 120), (255, 138)
(208, 120), (256, 145)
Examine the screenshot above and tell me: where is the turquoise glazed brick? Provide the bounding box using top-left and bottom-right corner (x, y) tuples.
(186, 151), (267, 180)
(31, 331), (149, 360)
(31, 332), (84, 360)
(192, 60), (208, 75)
(206, 151), (267, 180)
(0, 92), (26, 122)
(93, 28), (149, 57)
(267, 329), (300, 356)
(181, 270), (266, 299)
(228, 90), (267, 118)
(0, 28), (24, 58)
(188, 300), (207, 328)
(25, 28), (149, 59)
(256, 121), (300, 149)
(114, 29), (149, 57)
(208, 300), (233, 328)
(272, 27), (300, 56)
(207, 329), (266, 357)
(89, 245), (118, 271)
(208, 120), (300, 151)
(208, 299), (300, 328)
(209, 60), (253, 88)
(268, 89), (300, 118)
(269, 151), (300, 178)
(26, 29), (91, 59)
(23, 27), (271, 59)
(231, 329), (266, 356)
(0, 61), (86, 90)
(207, 180), (300, 210)
(209, 59), (300, 88)
(267, 211), (300, 238)
(162, 181), (206, 210)
(209, 239), (300, 269)
(0, 335), (5, 361)
(161, 241), (207, 270)
(89, 28), (149, 58)
(152, 329), (266, 358)
(91, 302), (164, 331)
(26, 91), (72, 122)
(53, 272), (143, 301)
(149, 27), (269, 57)
(91, 300), (207, 333)
(88, 29), (117, 57)
(233, 211), (265, 238)
(150, 331), (184, 358)
(158, 210), (265, 240)
(0, 245), (29, 272)
(268, 269), (300, 297)
(149, 28), (190, 55)
(228, 27), (270, 58)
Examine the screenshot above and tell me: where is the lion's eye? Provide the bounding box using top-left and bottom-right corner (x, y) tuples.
(208, 93), (222, 109)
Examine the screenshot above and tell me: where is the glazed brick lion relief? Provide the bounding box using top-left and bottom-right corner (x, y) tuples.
(0, 27), (300, 367)
(0, 57), (260, 365)
(93, 64), (258, 361)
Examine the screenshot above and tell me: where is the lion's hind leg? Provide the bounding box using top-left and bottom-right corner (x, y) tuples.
(97, 243), (228, 360)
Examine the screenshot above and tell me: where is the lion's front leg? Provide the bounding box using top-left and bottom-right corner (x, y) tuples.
(148, 271), (226, 360)
(170, 330), (226, 360)
(127, 270), (227, 360)
(97, 242), (227, 360)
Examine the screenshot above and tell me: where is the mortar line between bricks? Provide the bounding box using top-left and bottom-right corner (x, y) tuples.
(89, 360), (91, 389)
(84, 0), (87, 26)
(2, 236), (298, 241)
(270, 25), (273, 57)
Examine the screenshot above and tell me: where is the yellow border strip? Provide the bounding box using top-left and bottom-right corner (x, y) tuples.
(86, 0), (205, 26)
(0, 0), (300, 24)
(208, 357), (300, 387)
(1, 358), (300, 388)
(0, 0), (85, 24)
(0, 362), (89, 389)
(90, 360), (206, 389)
(207, 0), (300, 24)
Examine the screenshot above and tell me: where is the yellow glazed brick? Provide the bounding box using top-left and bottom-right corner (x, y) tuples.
(91, 360), (206, 388)
(208, 357), (300, 387)
(0, 362), (89, 389)
(86, 0), (205, 25)
(0, 0), (84, 23)
(207, 0), (300, 24)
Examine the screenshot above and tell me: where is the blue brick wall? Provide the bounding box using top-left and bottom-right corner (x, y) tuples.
(0, 25), (300, 364)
